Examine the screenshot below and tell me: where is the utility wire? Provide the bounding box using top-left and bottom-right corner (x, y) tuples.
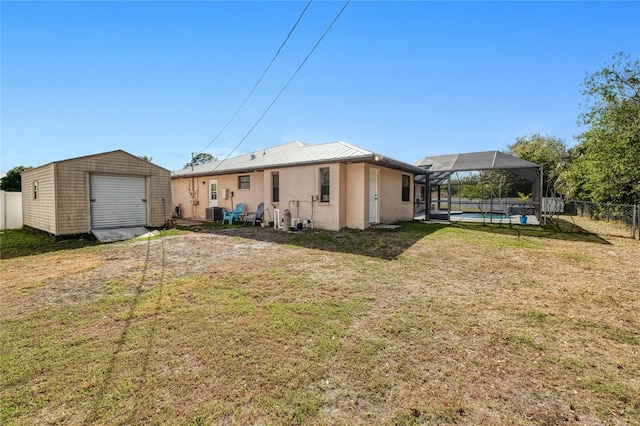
(213, 0), (351, 170)
(197, 0), (313, 155)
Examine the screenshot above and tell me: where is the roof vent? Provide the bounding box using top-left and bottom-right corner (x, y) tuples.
(250, 154), (256, 160)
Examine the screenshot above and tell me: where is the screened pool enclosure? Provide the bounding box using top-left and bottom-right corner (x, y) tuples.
(414, 151), (543, 224)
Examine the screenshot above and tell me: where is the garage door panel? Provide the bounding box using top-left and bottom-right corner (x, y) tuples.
(91, 175), (147, 229)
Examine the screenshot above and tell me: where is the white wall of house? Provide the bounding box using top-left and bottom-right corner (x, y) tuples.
(0, 191), (23, 230)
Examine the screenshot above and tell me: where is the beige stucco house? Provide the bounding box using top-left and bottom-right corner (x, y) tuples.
(22, 150), (172, 236)
(172, 141), (426, 231)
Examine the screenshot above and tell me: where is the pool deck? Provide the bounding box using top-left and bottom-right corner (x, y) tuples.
(415, 211), (540, 225)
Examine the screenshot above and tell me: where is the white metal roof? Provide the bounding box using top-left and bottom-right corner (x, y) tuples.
(173, 141), (426, 177)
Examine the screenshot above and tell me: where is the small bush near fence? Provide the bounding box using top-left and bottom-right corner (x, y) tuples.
(547, 201), (639, 240)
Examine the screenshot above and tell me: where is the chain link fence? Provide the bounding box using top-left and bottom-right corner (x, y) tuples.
(546, 200), (639, 239)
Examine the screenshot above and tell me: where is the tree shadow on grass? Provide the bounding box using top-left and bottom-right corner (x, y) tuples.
(199, 221), (447, 261)
(194, 217), (616, 261)
(447, 219), (613, 245)
(0, 228), (99, 260)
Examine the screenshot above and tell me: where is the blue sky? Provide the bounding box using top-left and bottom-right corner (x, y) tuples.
(2, 1), (639, 174)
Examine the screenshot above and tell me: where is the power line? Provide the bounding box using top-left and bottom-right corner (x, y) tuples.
(213, 0), (351, 170)
(197, 0), (313, 155)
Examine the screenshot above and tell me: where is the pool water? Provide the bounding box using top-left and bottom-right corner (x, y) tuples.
(451, 212), (509, 219)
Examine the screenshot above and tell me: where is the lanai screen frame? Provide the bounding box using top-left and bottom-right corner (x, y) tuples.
(415, 151), (543, 223)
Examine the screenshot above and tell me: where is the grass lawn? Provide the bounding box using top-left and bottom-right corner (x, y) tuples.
(1, 223), (639, 425)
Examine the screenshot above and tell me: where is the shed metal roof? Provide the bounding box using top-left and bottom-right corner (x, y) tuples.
(24, 149), (171, 173)
(173, 141), (426, 177)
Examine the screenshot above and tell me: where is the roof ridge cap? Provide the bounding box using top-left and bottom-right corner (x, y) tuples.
(331, 140), (372, 155)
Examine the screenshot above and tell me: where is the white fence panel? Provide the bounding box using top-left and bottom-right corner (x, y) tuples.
(0, 191), (23, 230)
(542, 197), (564, 213)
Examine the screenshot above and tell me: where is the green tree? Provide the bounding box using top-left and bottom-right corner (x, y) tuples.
(183, 152), (216, 169)
(454, 170), (513, 199)
(560, 53), (640, 204)
(508, 133), (568, 196)
(0, 166), (32, 192)
(453, 173), (484, 198)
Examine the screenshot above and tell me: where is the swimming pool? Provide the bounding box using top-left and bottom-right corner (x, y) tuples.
(425, 210), (536, 224)
(451, 212), (509, 220)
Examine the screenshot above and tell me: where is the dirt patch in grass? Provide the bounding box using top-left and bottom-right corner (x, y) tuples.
(0, 250), (103, 300)
(1, 224), (639, 425)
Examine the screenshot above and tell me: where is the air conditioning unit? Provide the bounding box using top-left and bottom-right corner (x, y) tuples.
(206, 207), (224, 221)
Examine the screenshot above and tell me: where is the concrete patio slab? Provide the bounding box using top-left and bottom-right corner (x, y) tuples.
(92, 227), (150, 243)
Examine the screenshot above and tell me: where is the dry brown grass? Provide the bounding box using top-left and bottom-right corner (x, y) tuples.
(1, 223), (639, 425)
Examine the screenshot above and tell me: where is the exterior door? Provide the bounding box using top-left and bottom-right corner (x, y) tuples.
(369, 168), (378, 224)
(90, 175), (147, 229)
(208, 180), (218, 207)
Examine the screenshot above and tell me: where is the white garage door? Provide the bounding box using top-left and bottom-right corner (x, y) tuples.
(90, 175), (147, 229)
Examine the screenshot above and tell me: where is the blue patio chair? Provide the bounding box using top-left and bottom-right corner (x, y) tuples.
(223, 203), (244, 225)
(244, 203), (264, 226)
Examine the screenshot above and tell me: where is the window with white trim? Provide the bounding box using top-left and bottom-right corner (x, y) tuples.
(238, 175), (250, 190)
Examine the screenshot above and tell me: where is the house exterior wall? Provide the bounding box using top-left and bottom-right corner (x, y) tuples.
(338, 163), (348, 229)
(346, 163), (366, 229)
(171, 178), (195, 218)
(259, 163), (342, 230)
(225, 172), (264, 215)
(171, 161), (416, 231)
(378, 168), (415, 224)
(23, 151), (171, 236)
(270, 166), (306, 224)
(172, 173), (266, 220)
(260, 165), (323, 227)
(22, 164), (57, 234)
(173, 167), (317, 225)
(345, 164), (415, 229)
